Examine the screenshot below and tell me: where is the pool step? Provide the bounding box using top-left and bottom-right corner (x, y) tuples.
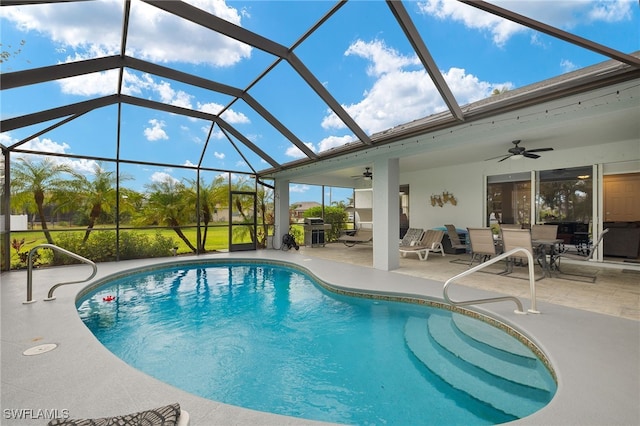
(404, 316), (554, 418)
(428, 314), (552, 391)
(451, 313), (536, 360)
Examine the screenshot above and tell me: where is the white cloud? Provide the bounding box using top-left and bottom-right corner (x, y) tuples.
(318, 135), (354, 153)
(19, 137), (70, 154)
(61, 157), (100, 174)
(150, 171), (179, 184)
(183, 160), (197, 167)
(290, 184), (310, 193)
(144, 119), (168, 141)
(0, 0), (252, 67)
(560, 59), (578, 73)
(418, 0), (524, 47)
(345, 39), (421, 77)
(57, 69), (119, 96)
(155, 80), (193, 109)
(220, 108), (250, 124)
(285, 142), (316, 159)
(418, 0), (634, 43)
(6, 135), (97, 173)
(323, 40), (511, 135)
(214, 152), (225, 159)
(588, 0), (633, 23)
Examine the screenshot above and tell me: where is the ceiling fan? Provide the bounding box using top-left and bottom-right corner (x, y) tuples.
(486, 140), (554, 162)
(351, 167), (373, 180)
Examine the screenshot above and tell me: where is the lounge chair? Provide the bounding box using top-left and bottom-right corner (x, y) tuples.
(337, 228), (373, 247)
(399, 229), (445, 261)
(444, 224), (467, 253)
(466, 227), (497, 266)
(400, 228), (424, 246)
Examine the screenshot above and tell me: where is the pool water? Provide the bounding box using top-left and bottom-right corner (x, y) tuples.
(77, 262), (556, 425)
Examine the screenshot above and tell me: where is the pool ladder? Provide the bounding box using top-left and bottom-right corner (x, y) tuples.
(443, 247), (539, 314)
(24, 244), (97, 304)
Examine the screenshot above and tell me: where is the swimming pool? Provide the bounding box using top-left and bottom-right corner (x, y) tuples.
(77, 260), (556, 425)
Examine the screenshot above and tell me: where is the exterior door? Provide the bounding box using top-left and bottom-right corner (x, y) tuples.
(604, 173), (640, 222)
(229, 191), (257, 252)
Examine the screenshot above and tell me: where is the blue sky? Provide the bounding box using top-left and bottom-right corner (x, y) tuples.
(1, 0), (638, 204)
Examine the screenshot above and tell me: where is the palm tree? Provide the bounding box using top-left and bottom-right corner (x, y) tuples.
(141, 177), (198, 253)
(185, 175), (228, 252)
(10, 156), (72, 244)
(256, 183), (274, 248)
(56, 162), (128, 243)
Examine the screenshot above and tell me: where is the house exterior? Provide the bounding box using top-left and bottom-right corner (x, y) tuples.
(290, 202), (322, 222)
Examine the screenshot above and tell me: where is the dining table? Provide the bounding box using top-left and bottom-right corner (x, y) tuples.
(532, 238), (564, 277)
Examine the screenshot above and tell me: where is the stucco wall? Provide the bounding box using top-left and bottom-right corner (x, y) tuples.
(402, 139), (640, 232)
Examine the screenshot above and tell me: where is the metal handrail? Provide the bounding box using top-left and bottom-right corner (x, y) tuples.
(24, 244), (97, 304)
(443, 247), (539, 314)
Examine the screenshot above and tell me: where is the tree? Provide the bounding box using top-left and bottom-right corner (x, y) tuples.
(303, 205), (347, 241)
(10, 156), (72, 244)
(185, 175), (228, 251)
(56, 162), (128, 243)
(140, 177), (198, 253)
(491, 87), (509, 96)
(256, 182), (274, 248)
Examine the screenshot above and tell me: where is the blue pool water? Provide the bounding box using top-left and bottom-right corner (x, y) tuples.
(77, 262), (556, 425)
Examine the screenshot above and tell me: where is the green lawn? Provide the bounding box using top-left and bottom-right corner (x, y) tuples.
(7, 225), (235, 269)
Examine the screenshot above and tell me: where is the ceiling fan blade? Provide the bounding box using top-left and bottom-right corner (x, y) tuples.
(484, 154), (508, 161)
(526, 147), (554, 153)
(523, 152), (540, 159)
(498, 155), (512, 162)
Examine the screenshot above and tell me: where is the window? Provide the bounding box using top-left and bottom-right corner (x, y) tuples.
(536, 167), (592, 224)
(487, 172), (531, 228)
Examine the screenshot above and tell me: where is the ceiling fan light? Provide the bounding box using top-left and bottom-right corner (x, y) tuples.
(364, 175), (372, 180)
(510, 154), (524, 160)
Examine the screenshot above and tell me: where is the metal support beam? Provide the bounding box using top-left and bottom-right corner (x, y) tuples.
(142, 0), (372, 145)
(387, 0), (465, 121)
(0, 95), (119, 132)
(459, 0), (640, 68)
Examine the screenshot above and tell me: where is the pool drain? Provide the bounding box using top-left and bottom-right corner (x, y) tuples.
(23, 343), (58, 356)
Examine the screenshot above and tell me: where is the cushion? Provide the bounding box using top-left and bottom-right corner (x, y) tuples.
(47, 403), (181, 426)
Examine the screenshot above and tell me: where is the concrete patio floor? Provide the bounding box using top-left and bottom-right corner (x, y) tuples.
(1, 246), (639, 425)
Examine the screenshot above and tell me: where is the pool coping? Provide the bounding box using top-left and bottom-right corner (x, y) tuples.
(2, 250), (639, 425)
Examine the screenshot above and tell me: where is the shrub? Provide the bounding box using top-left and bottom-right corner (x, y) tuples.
(303, 206), (347, 241)
(52, 231), (177, 265)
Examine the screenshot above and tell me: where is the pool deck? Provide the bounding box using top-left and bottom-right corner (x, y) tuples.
(1, 247), (639, 425)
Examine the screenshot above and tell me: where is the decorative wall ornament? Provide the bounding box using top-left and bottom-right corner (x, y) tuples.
(430, 191), (457, 207)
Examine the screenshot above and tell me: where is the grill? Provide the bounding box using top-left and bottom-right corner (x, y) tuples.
(303, 218), (330, 247)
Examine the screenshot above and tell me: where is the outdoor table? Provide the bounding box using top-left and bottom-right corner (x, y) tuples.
(533, 238), (564, 276)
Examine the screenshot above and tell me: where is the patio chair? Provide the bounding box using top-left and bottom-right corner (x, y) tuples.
(400, 228), (424, 246)
(499, 223), (522, 230)
(531, 224), (558, 241)
(337, 227), (373, 247)
(553, 229), (609, 282)
(399, 229), (445, 261)
(47, 403), (189, 426)
(444, 224), (467, 252)
(466, 227), (497, 266)
(500, 228), (545, 279)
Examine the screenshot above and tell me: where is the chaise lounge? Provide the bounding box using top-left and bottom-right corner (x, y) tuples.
(399, 229), (445, 261)
(337, 228), (373, 247)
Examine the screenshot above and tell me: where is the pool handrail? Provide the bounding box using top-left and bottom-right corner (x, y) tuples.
(443, 247), (539, 314)
(24, 244), (97, 304)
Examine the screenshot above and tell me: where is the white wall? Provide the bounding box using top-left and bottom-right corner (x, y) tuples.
(402, 139), (640, 231)
(0, 215), (28, 231)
